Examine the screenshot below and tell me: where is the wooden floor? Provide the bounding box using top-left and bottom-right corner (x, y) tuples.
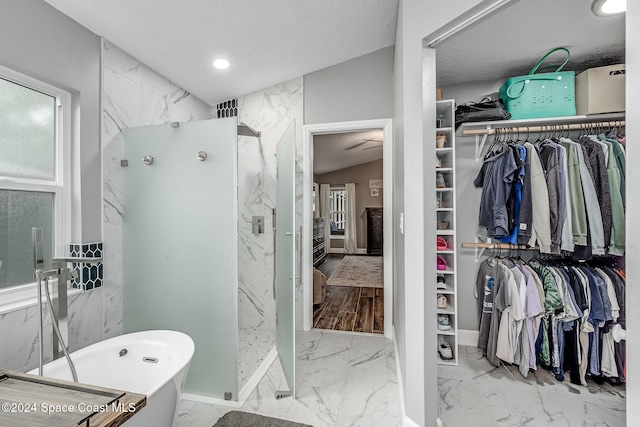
(313, 254), (384, 334)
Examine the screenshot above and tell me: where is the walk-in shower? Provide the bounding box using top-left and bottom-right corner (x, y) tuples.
(122, 118), (296, 401)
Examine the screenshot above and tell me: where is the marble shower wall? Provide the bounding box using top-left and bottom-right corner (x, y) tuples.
(236, 78), (304, 389)
(101, 39), (213, 341)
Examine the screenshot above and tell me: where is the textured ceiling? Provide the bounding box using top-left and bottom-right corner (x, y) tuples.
(313, 131), (383, 175)
(436, 0), (625, 85)
(43, 0), (398, 106)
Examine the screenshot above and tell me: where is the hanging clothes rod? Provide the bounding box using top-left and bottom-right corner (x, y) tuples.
(461, 119), (626, 136)
(461, 242), (539, 250)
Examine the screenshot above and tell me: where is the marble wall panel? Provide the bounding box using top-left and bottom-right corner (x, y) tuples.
(101, 39), (213, 343)
(236, 77), (303, 390)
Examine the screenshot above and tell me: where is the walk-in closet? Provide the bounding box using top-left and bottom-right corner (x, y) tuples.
(432, 0), (627, 424)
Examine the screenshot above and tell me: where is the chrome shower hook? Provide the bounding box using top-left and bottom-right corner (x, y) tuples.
(142, 155), (154, 165)
(197, 151), (208, 161)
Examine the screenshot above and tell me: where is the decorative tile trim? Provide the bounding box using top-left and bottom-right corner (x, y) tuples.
(70, 242), (103, 290)
(216, 98), (238, 118)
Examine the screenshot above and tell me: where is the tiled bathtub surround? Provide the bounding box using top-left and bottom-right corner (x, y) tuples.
(236, 77), (303, 390)
(101, 39), (213, 340)
(70, 242), (103, 290)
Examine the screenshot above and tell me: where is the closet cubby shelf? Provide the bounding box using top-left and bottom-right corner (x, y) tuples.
(457, 112), (625, 160)
(435, 99), (458, 366)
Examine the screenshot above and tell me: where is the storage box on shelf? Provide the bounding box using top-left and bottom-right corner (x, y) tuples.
(435, 99), (458, 365)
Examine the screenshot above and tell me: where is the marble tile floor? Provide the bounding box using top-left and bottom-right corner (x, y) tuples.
(237, 325), (275, 391)
(438, 345), (626, 427)
(176, 330), (402, 427)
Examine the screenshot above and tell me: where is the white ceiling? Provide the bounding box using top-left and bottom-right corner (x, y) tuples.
(313, 131), (383, 175)
(43, 0), (398, 106)
(42, 0), (625, 175)
(436, 0), (625, 85)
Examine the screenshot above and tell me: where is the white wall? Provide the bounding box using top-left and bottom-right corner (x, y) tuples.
(102, 40), (213, 341)
(393, 1), (484, 425)
(235, 77), (304, 390)
(304, 46), (394, 124)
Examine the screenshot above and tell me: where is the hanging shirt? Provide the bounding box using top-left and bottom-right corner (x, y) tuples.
(475, 258), (506, 354)
(519, 265), (543, 371)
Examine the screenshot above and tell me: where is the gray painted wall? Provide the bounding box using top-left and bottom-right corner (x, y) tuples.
(304, 46), (394, 124)
(393, 1), (484, 424)
(315, 159), (384, 249)
(0, 0), (102, 243)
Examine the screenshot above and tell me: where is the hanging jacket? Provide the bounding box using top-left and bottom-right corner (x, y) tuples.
(524, 142), (552, 253)
(536, 140), (565, 254)
(578, 136), (612, 249)
(559, 140), (588, 247)
(474, 147), (519, 239)
(593, 136), (625, 256)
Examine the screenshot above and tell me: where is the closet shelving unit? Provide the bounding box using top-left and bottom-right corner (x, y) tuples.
(436, 99), (458, 365)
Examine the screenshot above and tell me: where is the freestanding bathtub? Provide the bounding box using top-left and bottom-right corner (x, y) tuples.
(28, 330), (195, 427)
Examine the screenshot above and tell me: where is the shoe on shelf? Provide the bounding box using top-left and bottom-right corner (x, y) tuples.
(436, 274), (447, 290)
(438, 341), (454, 360)
(437, 314), (451, 331)
(436, 173), (446, 188)
(437, 293), (448, 309)
(436, 155), (442, 168)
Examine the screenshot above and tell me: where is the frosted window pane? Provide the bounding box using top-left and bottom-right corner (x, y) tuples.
(0, 190), (54, 289)
(0, 78), (56, 180)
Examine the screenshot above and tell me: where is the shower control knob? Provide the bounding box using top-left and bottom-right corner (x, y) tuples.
(142, 155), (154, 165)
(197, 151), (208, 161)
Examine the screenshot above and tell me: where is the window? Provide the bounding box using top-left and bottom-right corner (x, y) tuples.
(329, 187), (346, 236)
(0, 66), (70, 302)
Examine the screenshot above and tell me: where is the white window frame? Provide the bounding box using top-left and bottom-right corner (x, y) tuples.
(0, 65), (73, 312)
(329, 186), (346, 239)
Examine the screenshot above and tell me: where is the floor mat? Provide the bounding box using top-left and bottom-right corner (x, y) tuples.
(213, 411), (312, 427)
(327, 255), (383, 288)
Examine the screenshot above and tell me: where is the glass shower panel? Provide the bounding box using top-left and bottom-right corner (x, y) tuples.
(123, 118), (238, 398)
(275, 121), (296, 394)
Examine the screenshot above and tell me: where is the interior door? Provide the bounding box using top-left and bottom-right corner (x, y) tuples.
(275, 121), (296, 395)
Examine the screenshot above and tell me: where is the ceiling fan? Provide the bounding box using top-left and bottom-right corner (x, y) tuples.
(345, 138), (382, 150)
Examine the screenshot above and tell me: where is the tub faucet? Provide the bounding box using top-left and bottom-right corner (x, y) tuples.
(119, 349), (128, 357)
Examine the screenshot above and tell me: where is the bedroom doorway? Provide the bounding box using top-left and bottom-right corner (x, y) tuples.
(302, 118), (392, 337)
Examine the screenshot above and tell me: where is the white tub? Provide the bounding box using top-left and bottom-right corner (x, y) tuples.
(29, 330), (195, 427)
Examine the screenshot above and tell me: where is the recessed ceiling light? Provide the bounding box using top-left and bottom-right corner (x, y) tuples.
(592, 0), (626, 16)
(213, 58), (230, 70)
